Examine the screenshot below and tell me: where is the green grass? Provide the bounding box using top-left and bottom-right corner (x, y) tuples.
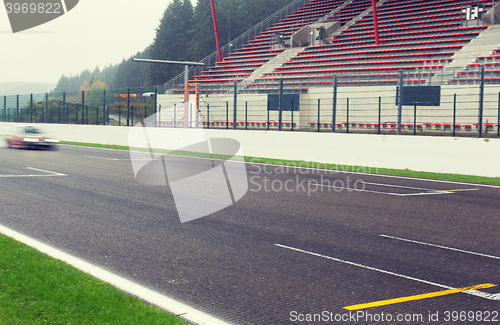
(61, 141), (500, 185)
(62, 141), (130, 151)
(0, 233), (189, 325)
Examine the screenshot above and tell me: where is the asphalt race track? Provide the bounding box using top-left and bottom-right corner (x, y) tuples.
(1, 144), (500, 324)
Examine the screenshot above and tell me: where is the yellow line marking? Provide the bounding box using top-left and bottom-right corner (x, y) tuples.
(427, 188), (480, 193)
(344, 283), (496, 310)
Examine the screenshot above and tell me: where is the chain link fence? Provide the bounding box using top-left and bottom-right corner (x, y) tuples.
(158, 70), (500, 138)
(2, 68), (500, 138)
(1, 86), (158, 127)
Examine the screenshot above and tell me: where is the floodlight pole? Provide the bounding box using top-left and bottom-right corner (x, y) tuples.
(210, 0), (222, 62)
(371, 0), (380, 45)
(131, 58), (205, 85)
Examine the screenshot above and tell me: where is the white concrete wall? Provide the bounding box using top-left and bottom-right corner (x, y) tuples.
(216, 130), (500, 178)
(1, 122), (499, 178)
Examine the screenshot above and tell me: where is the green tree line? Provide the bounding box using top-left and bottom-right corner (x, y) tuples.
(52, 0), (295, 93)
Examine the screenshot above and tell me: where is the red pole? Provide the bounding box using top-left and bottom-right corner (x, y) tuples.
(210, 0), (222, 62)
(371, 0), (380, 45)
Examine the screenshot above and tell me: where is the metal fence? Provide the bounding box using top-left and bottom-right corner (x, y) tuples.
(185, 85), (500, 138)
(1, 86), (158, 127)
(160, 69), (500, 138)
(2, 69), (500, 138)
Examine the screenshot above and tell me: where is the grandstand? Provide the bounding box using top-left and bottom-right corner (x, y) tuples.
(150, 0), (500, 135)
(168, 0), (500, 93)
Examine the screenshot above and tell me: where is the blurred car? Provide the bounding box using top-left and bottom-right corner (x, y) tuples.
(6, 126), (59, 150)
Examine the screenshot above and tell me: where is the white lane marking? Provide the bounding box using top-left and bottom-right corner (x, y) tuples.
(0, 224), (233, 325)
(397, 192), (452, 196)
(63, 144), (127, 152)
(380, 234), (500, 261)
(318, 180), (435, 191)
(352, 189), (406, 196)
(27, 167), (67, 176)
(317, 183), (450, 197)
(275, 244), (500, 301)
(85, 155), (144, 161)
(85, 155), (125, 161)
(362, 181), (434, 191)
(358, 172), (500, 189)
(354, 189), (449, 197)
(62, 144), (500, 189)
(85, 155), (176, 161)
(0, 167), (67, 178)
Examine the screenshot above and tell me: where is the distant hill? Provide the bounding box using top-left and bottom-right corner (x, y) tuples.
(0, 82), (56, 96)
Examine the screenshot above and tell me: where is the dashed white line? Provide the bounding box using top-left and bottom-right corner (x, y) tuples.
(317, 182), (450, 196)
(85, 155), (167, 161)
(85, 155), (124, 161)
(362, 181), (433, 191)
(355, 189), (449, 197)
(0, 224), (233, 325)
(275, 244), (500, 301)
(380, 234), (500, 261)
(27, 167), (67, 176)
(0, 167), (67, 178)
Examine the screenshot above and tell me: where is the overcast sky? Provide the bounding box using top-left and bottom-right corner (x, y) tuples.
(0, 0), (181, 85)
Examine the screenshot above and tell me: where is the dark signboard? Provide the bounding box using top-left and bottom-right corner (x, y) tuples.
(396, 86), (441, 106)
(268, 94), (300, 111)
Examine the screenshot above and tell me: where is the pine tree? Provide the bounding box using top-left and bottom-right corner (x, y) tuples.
(101, 64), (117, 89)
(53, 0), (296, 89)
(149, 0), (194, 85)
(218, 0), (242, 45)
(113, 48), (151, 89)
(53, 75), (70, 93)
(188, 0), (217, 62)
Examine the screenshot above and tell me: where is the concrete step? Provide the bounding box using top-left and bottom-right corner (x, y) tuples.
(241, 47), (305, 87)
(444, 25), (500, 81)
